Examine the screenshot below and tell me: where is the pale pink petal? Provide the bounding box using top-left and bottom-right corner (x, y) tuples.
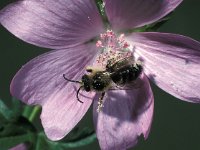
(10, 44), (98, 140)
(9, 143), (28, 150)
(0, 0), (104, 49)
(104, 0), (182, 31)
(41, 83), (95, 140)
(93, 74), (154, 150)
(127, 32), (200, 103)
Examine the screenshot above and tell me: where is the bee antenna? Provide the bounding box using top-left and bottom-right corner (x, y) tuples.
(77, 86), (84, 103)
(63, 74), (81, 83)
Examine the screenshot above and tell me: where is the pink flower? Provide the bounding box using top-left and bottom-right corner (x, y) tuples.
(1, 0), (200, 149)
(9, 143), (28, 150)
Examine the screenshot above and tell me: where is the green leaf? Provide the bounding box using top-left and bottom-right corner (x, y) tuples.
(22, 105), (34, 119)
(58, 132), (96, 149)
(0, 132), (36, 150)
(0, 98), (23, 121)
(67, 127), (94, 141)
(22, 105), (41, 122)
(0, 116), (36, 137)
(11, 97), (22, 118)
(0, 99), (13, 120)
(34, 131), (96, 150)
(34, 133), (50, 150)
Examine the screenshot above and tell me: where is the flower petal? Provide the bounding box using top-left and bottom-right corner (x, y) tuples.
(93, 74), (154, 150)
(104, 0), (182, 31)
(0, 0), (104, 49)
(41, 84), (95, 140)
(10, 44), (98, 140)
(127, 32), (200, 103)
(9, 144), (28, 150)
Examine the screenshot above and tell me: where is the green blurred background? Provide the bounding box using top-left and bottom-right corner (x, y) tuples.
(0, 0), (200, 150)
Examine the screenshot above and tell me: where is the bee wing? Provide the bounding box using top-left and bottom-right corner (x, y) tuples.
(106, 56), (135, 72)
(109, 80), (142, 91)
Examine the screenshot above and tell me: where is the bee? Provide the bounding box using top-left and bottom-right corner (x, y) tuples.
(63, 57), (142, 104)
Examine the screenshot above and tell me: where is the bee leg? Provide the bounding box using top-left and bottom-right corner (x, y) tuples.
(76, 86), (84, 103)
(97, 92), (105, 112)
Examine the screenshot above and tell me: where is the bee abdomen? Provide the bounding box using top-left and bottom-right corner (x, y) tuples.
(111, 64), (142, 85)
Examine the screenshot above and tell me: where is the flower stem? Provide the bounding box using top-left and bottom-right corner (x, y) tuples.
(28, 106), (41, 122)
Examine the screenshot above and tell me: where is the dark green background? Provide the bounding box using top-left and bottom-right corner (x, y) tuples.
(0, 0), (200, 150)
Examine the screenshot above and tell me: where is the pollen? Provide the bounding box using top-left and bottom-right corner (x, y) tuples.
(97, 97), (104, 112)
(95, 30), (133, 68)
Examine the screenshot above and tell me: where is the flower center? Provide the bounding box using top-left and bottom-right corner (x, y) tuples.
(95, 30), (134, 68)
(93, 30), (141, 112)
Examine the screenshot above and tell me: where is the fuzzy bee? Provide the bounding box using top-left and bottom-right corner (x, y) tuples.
(63, 57), (142, 104)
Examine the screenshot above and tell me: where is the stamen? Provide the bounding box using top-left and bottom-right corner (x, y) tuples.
(95, 30), (134, 68)
(96, 40), (103, 47)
